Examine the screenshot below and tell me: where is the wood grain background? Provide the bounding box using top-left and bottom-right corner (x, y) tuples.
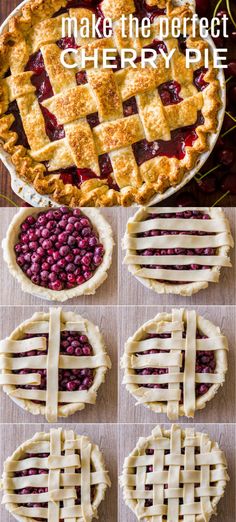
(0, 208), (118, 305)
(118, 208), (236, 305)
(118, 423), (236, 522)
(0, 422), (118, 522)
(119, 306), (236, 424)
(0, 305), (118, 424)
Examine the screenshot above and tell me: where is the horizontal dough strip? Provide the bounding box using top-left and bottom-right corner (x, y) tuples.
(2, 488), (76, 505)
(155, 321), (184, 333)
(0, 373), (41, 385)
(125, 450), (226, 469)
(5, 454), (80, 472)
(124, 254), (231, 266)
(0, 337), (47, 353)
(124, 353), (182, 368)
(134, 268), (219, 282)
(126, 485), (225, 501)
(11, 504), (90, 519)
(0, 353), (110, 371)
(126, 335), (228, 353)
(24, 320), (87, 334)
(123, 468), (227, 487)
(3, 470), (110, 490)
(127, 217), (228, 234)
(135, 378), (224, 403)
(124, 232), (232, 249)
(9, 388), (97, 404)
(123, 373), (225, 385)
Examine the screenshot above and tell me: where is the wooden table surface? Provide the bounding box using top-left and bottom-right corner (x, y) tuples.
(119, 423), (236, 522)
(0, 423), (118, 522)
(0, 0), (236, 208)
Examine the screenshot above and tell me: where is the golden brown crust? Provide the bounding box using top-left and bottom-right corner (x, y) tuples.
(0, 0), (222, 207)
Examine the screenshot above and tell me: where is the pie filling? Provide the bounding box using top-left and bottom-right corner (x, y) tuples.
(135, 329), (216, 402)
(137, 210), (216, 284)
(14, 207), (105, 291)
(15, 451), (95, 522)
(7, 0), (208, 191)
(13, 331), (94, 403)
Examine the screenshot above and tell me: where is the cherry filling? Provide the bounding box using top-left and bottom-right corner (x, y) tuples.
(137, 210), (216, 284)
(135, 329), (216, 404)
(14, 207), (105, 291)
(133, 112), (204, 164)
(158, 81), (183, 106)
(14, 451), (95, 522)
(13, 331), (94, 402)
(6, 101), (29, 149)
(194, 67), (209, 92)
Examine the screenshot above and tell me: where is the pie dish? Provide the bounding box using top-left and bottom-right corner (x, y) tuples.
(1, 427), (111, 521)
(0, 0), (222, 207)
(2, 206), (114, 301)
(120, 424), (229, 522)
(121, 308), (228, 420)
(0, 307), (111, 422)
(123, 207), (234, 296)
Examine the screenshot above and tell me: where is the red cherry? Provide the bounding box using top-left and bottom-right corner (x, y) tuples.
(230, 31), (236, 43)
(218, 147), (235, 166)
(197, 174), (217, 194)
(216, 136), (224, 149)
(175, 192), (198, 207)
(212, 36), (225, 48)
(216, 10), (229, 20)
(221, 173), (236, 194)
(228, 60), (236, 77)
(195, 0), (209, 17)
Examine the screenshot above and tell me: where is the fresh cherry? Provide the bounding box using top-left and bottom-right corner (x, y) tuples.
(195, 0), (209, 17)
(175, 192), (198, 206)
(221, 172), (236, 194)
(218, 147), (235, 166)
(197, 174), (217, 193)
(227, 60), (236, 77)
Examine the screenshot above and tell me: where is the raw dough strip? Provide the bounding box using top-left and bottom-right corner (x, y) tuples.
(135, 268), (219, 282)
(64, 430), (76, 522)
(46, 307), (61, 423)
(122, 308), (228, 420)
(125, 232), (231, 250)
(0, 336), (47, 353)
(121, 425), (229, 521)
(124, 254), (231, 267)
(25, 320), (87, 334)
(10, 388), (97, 403)
(81, 436), (94, 521)
(127, 217), (228, 234)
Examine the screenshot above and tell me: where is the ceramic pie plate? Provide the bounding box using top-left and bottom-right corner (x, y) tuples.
(0, 0), (226, 208)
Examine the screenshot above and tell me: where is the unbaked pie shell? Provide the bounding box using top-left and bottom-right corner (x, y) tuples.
(2, 208), (114, 302)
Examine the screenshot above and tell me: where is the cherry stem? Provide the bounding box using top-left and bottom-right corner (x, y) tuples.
(0, 194), (19, 207)
(222, 124), (236, 137)
(197, 164), (221, 181)
(225, 111), (236, 123)
(226, 0), (236, 28)
(226, 75), (233, 84)
(212, 190), (230, 207)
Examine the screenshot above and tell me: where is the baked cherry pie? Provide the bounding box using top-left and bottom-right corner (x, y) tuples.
(0, 307), (111, 421)
(120, 424), (229, 521)
(121, 308), (228, 420)
(1, 427), (111, 521)
(2, 206), (114, 301)
(0, 0), (221, 206)
(123, 207), (234, 296)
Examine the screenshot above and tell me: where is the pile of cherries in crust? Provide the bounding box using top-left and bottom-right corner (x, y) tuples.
(135, 327), (216, 408)
(7, 0), (207, 191)
(137, 210), (216, 283)
(174, 0), (236, 207)
(13, 330), (94, 398)
(14, 450), (95, 521)
(14, 207), (105, 292)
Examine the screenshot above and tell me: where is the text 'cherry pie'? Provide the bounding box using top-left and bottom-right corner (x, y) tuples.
(0, 0), (221, 206)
